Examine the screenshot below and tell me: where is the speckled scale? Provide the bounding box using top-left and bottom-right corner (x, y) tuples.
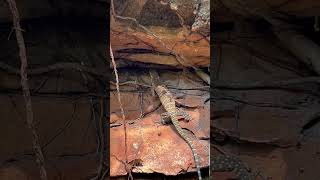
(212, 155), (255, 180)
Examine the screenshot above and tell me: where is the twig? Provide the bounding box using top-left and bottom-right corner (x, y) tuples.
(110, 80), (209, 91)
(213, 77), (320, 89)
(110, 44), (132, 180)
(91, 98), (106, 180)
(5, 0), (48, 179)
(33, 76), (50, 93)
(111, 155), (134, 180)
(212, 94), (301, 110)
(212, 126), (295, 148)
(300, 112), (320, 133)
(0, 61), (108, 78)
(98, 98), (107, 180)
(0, 89), (108, 98)
(41, 102), (77, 150)
(139, 91), (144, 119)
(167, 86), (209, 91)
(110, 80), (152, 87)
(110, 99), (162, 129)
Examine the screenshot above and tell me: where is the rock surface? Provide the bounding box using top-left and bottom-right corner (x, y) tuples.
(111, 0), (210, 68)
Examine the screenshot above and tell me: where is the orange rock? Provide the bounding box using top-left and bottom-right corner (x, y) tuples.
(110, 21), (210, 68)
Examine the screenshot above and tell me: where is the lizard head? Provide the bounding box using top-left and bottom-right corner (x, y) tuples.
(155, 85), (168, 96)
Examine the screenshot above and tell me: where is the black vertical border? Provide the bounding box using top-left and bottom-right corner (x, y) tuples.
(105, 0), (110, 178)
(209, 0), (215, 179)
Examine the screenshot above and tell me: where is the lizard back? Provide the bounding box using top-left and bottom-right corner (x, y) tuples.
(155, 85), (176, 113)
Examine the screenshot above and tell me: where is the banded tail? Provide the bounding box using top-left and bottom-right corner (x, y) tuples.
(171, 115), (202, 180)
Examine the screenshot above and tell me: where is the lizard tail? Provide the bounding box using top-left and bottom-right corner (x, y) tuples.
(172, 120), (202, 180)
(187, 139), (202, 180)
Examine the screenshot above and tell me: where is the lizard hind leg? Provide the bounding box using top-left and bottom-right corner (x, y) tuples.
(177, 108), (192, 122)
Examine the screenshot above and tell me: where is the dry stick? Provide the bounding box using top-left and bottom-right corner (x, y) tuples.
(110, 45), (133, 180)
(91, 98), (106, 180)
(110, 80), (152, 88)
(5, 0), (48, 180)
(213, 77), (320, 89)
(0, 61), (108, 78)
(110, 81), (209, 91)
(98, 98), (106, 180)
(212, 126), (295, 148)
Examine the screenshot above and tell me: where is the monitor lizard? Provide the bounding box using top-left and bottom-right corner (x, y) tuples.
(149, 70), (203, 180)
(149, 70), (257, 180)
